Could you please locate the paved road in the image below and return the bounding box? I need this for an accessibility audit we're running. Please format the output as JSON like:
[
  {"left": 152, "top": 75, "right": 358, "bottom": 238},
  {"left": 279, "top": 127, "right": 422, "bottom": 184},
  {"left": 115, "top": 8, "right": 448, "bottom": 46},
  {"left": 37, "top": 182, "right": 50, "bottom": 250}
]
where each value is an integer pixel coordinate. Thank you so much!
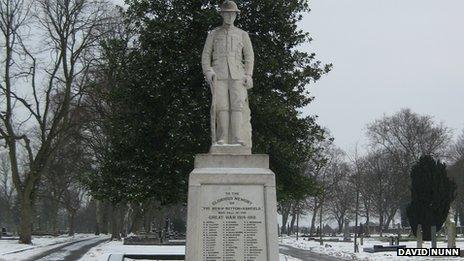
[
  {"left": 279, "top": 244, "right": 348, "bottom": 261},
  {"left": 31, "top": 237, "right": 109, "bottom": 261}
]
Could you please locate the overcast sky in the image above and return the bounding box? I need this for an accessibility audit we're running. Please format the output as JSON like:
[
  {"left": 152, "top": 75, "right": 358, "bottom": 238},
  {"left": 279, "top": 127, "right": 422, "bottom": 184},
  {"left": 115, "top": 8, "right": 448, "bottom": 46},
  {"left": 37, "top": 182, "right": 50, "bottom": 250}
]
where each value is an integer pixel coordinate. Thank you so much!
[{"left": 300, "top": 0, "right": 464, "bottom": 154}]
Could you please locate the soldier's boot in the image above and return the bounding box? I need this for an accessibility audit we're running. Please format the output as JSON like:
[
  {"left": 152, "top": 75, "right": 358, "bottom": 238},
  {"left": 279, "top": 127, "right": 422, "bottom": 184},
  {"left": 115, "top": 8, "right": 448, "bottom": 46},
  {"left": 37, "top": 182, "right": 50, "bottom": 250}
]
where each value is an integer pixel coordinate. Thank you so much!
[
  {"left": 231, "top": 110, "right": 245, "bottom": 146},
  {"left": 217, "top": 111, "right": 229, "bottom": 145}
]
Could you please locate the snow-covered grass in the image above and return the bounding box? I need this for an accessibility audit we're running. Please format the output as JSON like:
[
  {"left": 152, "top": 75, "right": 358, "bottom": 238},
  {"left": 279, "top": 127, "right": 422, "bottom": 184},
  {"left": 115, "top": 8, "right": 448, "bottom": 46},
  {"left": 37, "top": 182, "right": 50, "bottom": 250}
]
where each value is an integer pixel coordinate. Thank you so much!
[
  {"left": 280, "top": 235, "right": 464, "bottom": 260},
  {"left": 81, "top": 240, "right": 184, "bottom": 261},
  {"left": 0, "top": 234, "right": 99, "bottom": 261},
  {"left": 81, "top": 240, "right": 300, "bottom": 261}
]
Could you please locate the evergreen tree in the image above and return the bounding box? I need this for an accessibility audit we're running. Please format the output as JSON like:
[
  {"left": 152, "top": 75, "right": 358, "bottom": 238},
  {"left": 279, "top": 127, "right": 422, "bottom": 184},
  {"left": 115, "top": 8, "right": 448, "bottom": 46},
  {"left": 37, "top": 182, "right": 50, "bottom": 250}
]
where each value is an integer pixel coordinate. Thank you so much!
[
  {"left": 407, "top": 155, "right": 456, "bottom": 240},
  {"left": 87, "top": 0, "right": 330, "bottom": 206}
]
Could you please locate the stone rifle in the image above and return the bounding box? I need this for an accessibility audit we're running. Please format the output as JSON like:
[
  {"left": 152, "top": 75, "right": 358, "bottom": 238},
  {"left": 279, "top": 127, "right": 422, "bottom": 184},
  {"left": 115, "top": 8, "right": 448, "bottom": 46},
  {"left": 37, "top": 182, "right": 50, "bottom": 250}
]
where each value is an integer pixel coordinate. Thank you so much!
[{"left": 209, "top": 75, "right": 217, "bottom": 143}]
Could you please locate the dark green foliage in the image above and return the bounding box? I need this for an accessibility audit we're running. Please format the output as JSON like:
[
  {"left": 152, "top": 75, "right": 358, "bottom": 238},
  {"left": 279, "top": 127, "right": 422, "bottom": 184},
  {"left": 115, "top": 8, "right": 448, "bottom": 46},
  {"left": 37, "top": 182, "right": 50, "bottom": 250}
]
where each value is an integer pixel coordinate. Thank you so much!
[
  {"left": 86, "top": 0, "right": 329, "bottom": 205},
  {"left": 407, "top": 155, "right": 456, "bottom": 240},
  {"left": 82, "top": 35, "right": 141, "bottom": 204},
  {"left": 171, "top": 217, "right": 187, "bottom": 234}
]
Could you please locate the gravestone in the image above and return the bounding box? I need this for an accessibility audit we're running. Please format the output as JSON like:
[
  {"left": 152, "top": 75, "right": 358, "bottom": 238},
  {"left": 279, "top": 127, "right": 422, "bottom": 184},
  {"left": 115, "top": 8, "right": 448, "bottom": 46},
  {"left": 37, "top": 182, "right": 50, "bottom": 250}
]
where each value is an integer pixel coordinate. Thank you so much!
[
  {"left": 431, "top": 226, "right": 437, "bottom": 248},
  {"left": 396, "top": 224, "right": 401, "bottom": 240},
  {"left": 343, "top": 221, "right": 351, "bottom": 241},
  {"left": 416, "top": 224, "right": 423, "bottom": 248},
  {"left": 447, "top": 220, "right": 456, "bottom": 248},
  {"left": 185, "top": 2, "right": 279, "bottom": 260}
]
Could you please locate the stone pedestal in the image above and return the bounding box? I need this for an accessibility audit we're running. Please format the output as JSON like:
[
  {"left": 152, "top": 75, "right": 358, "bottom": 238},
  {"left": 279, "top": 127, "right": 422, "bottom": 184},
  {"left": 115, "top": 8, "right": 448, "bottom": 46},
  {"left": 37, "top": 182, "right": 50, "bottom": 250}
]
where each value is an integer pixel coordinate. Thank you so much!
[{"left": 186, "top": 154, "right": 279, "bottom": 261}]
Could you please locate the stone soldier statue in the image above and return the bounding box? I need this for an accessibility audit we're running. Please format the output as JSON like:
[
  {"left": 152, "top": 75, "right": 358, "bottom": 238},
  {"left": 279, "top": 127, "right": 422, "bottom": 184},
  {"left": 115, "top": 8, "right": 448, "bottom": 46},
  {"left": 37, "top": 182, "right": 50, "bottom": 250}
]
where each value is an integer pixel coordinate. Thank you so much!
[{"left": 202, "top": 1, "right": 254, "bottom": 149}]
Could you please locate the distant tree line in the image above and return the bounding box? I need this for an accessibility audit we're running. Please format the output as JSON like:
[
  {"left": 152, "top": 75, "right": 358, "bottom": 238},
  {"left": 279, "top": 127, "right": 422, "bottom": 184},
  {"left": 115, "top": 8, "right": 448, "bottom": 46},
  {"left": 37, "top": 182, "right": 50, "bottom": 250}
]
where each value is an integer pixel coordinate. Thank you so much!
[{"left": 282, "top": 109, "right": 463, "bottom": 237}]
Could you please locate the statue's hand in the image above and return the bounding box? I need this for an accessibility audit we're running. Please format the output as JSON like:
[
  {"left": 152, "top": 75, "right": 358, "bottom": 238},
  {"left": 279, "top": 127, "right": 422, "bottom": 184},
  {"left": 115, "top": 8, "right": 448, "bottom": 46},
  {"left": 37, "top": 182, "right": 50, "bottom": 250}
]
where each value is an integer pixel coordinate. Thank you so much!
[
  {"left": 205, "top": 70, "right": 216, "bottom": 86},
  {"left": 244, "top": 75, "right": 253, "bottom": 89}
]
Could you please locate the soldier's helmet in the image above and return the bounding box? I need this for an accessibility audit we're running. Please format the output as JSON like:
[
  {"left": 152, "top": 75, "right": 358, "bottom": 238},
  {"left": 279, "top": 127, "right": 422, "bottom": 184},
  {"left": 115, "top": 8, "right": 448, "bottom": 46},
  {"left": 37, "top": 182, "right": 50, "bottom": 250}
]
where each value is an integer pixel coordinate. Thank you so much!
[{"left": 219, "top": 1, "right": 240, "bottom": 13}]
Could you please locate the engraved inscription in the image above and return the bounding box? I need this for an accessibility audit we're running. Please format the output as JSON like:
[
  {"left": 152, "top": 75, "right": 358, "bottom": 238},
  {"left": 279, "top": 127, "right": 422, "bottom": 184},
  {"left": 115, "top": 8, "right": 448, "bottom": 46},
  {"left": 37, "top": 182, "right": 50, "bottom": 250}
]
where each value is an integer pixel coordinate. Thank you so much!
[{"left": 200, "top": 185, "right": 267, "bottom": 261}]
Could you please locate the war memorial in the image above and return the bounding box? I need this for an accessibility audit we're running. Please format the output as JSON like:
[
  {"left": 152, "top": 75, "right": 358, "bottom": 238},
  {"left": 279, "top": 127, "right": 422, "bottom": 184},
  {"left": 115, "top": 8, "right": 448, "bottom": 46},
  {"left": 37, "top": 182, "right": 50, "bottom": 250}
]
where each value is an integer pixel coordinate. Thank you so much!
[{"left": 185, "top": 1, "right": 279, "bottom": 260}]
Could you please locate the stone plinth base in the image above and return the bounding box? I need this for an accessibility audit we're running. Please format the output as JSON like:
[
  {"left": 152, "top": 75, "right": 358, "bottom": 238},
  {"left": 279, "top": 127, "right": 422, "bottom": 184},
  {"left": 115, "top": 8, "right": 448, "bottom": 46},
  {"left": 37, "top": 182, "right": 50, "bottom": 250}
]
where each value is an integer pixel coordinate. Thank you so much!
[
  {"left": 210, "top": 144, "right": 252, "bottom": 155},
  {"left": 186, "top": 154, "right": 279, "bottom": 261}
]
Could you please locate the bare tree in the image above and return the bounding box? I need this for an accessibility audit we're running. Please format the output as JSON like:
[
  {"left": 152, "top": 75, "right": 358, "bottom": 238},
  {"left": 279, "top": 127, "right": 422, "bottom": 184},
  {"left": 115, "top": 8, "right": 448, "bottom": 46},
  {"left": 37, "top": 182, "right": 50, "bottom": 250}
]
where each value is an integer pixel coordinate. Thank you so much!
[
  {"left": 306, "top": 142, "right": 347, "bottom": 235},
  {"left": 357, "top": 162, "right": 373, "bottom": 235},
  {"left": 41, "top": 125, "right": 90, "bottom": 235},
  {"left": 450, "top": 130, "right": 464, "bottom": 163},
  {"left": 326, "top": 167, "right": 355, "bottom": 233},
  {"left": 62, "top": 184, "right": 86, "bottom": 236},
  {"left": 360, "top": 150, "right": 405, "bottom": 235},
  {"left": 367, "top": 109, "right": 451, "bottom": 164},
  {"left": 0, "top": 0, "right": 110, "bottom": 243},
  {"left": 366, "top": 108, "right": 451, "bottom": 227},
  {"left": 0, "top": 0, "right": 35, "bottom": 243}
]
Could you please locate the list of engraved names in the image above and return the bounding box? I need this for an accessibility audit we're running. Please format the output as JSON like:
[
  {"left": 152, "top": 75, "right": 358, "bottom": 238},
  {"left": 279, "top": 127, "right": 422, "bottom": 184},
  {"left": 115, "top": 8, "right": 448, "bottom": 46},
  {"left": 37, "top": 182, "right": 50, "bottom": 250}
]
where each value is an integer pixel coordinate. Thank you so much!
[{"left": 200, "top": 185, "right": 267, "bottom": 261}]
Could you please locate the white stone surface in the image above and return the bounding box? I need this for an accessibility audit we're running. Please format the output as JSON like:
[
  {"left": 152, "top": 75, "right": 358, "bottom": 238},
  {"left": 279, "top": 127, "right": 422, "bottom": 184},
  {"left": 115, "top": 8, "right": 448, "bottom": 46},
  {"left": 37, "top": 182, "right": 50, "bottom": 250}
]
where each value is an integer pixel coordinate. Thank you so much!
[
  {"left": 202, "top": 1, "right": 254, "bottom": 148},
  {"left": 210, "top": 144, "right": 252, "bottom": 155},
  {"left": 186, "top": 154, "right": 279, "bottom": 261},
  {"left": 194, "top": 154, "right": 269, "bottom": 169}
]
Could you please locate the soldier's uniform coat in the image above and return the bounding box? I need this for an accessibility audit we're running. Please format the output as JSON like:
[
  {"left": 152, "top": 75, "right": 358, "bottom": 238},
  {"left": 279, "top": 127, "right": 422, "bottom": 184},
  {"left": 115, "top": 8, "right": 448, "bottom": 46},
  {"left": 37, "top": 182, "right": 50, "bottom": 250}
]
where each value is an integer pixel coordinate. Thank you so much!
[{"left": 201, "top": 26, "right": 254, "bottom": 111}]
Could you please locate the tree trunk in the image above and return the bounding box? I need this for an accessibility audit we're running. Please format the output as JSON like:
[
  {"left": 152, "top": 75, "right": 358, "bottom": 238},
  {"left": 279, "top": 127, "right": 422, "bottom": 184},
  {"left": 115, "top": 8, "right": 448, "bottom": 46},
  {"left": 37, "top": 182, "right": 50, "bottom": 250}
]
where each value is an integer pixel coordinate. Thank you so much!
[
  {"left": 50, "top": 200, "right": 60, "bottom": 235},
  {"left": 281, "top": 208, "right": 290, "bottom": 235},
  {"left": 384, "top": 208, "right": 397, "bottom": 229},
  {"left": 384, "top": 217, "right": 391, "bottom": 230},
  {"left": 111, "top": 204, "right": 121, "bottom": 240},
  {"left": 453, "top": 207, "right": 459, "bottom": 227},
  {"left": 379, "top": 212, "right": 384, "bottom": 237},
  {"left": 365, "top": 210, "right": 370, "bottom": 236},
  {"left": 68, "top": 210, "right": 76, "bottom": 236},
  {"left": 143, "top": 206, "right": 155, "bottom": 234},
  {"left": 101, "top": 201, "right": 110, "bottom": 234},
  {"left": 119, "top": 205, "right": 127, "bottom": 238},
  {"left": 129, "top": 204, "right": 142, "bottom": 234},
  {"left": 19, "top": 193, "right": 33, "bottom": 244},
  {"left": 337, "top": 218, "right": 343, "bottom": 233},
  {"left": 95, "top": 221, "right": 100, "bottom": 236},
  {"left": 289, "top": 212, "right": 297, "bottom": 235},
  {"left": 95, "top": 200, "right": 102, "bottom": 235},
  {"left": 459, "top": 209, "right": 464, "bottom": 228},
  {"left": 310, "top": 207, "right": 318, "bottom": 236}
]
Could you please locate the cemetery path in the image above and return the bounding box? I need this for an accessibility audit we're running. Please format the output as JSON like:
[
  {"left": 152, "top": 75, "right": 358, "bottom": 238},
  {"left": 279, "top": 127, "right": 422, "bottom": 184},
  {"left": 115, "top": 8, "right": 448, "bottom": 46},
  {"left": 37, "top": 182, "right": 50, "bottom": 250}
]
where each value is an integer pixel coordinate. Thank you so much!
[
  {"left": 31, "top": 237, "right": 109, "bottom": 261},
  {"left": 279, "top": 244, "right": 347, "bottom": 261}
]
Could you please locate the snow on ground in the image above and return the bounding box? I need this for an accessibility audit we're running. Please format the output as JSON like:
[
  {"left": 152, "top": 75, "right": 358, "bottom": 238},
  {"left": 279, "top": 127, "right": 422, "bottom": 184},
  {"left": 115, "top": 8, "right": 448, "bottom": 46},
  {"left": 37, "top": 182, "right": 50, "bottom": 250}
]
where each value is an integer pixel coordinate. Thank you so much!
[
  {"left": 80, "top": 240, "right": 300, "bottom": 261},
  {"left": 0, "top": 234, "right": 99, "bottom": 261},
  {"left": 281, "top": 235, "right": 464, "bottom": 260},
  {"left": 81, "top": 240, "right": 184, "bottom": 261},
  {"left": 36, "top": 237, "right": 109, "bottom": 261},
  {"left": 279, "top": 254, "right": 301, "bottom": 261}
]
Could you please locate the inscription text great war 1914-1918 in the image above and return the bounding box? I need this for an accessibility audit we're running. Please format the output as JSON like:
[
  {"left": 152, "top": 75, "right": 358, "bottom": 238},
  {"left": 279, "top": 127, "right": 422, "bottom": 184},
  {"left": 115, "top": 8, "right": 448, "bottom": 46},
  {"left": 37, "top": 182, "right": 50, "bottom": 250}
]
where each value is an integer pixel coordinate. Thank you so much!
[{"left": 200, "top": 185, "right": 267, "bottom": 261}]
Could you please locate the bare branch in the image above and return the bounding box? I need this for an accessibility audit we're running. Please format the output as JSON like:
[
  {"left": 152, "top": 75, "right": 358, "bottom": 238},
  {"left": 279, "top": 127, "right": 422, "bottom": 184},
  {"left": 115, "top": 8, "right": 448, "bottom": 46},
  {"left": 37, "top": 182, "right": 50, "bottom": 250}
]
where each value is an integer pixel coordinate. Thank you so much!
[{"left": 0, "top": 85, "right": 41, "bottom": 124}]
